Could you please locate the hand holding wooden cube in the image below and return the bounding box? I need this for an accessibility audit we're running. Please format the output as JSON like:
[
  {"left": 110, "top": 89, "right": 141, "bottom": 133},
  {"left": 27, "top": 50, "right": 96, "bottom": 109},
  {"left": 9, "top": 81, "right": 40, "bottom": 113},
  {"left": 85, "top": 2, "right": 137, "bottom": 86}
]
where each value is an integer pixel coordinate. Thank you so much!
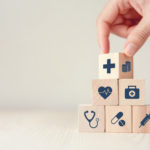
[{"left": 78, "top": 52, "right": 148, "bottom": 133}]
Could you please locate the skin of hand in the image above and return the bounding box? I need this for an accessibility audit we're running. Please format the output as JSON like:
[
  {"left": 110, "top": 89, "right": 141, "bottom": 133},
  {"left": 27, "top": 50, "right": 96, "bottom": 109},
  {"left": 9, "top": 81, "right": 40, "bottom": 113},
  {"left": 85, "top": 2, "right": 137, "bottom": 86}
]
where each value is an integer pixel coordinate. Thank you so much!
[{"left": 96, "top": 0, "right": 150, "bottom": 56}]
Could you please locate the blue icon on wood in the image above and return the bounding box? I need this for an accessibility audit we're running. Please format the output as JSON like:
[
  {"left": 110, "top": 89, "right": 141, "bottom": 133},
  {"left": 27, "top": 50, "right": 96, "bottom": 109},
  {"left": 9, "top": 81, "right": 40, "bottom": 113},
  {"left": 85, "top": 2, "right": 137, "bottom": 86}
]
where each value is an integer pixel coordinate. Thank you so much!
[
  {"left": 103, "top": 59, "right": 115, "bottom": 74},
  {"left": 111, "top": 112, "right": 126, "bottom": 127},
  {"left": 125, "top": 86, "right": 139, "bottom": 99},
  {"left": 98, "top": 86, "right": 112, "bottom": 99},
  {"left": 139, "top": 113, "right": 150, "bottom": 128},
  {"left": 122, "top": 61, "right": 131, "bottom": 72},
  {"left": 84, "top": 110, "right": 99, "bottom": 128}
]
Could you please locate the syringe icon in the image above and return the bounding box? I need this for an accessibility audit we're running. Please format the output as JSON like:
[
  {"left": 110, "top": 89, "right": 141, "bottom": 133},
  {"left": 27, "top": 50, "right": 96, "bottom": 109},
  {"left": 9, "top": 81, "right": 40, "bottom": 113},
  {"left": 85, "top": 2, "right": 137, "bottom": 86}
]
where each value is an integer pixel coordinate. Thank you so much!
[{"left": 139, "top": 113, "right": 150, "bottom": 128}]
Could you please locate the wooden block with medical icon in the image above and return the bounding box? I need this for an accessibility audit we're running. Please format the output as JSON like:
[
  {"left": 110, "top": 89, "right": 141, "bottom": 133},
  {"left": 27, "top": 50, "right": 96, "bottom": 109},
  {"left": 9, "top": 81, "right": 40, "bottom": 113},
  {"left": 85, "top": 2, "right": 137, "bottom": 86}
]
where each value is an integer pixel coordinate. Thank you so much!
[
  {"left": 105, "top": 106, "right": 132, "bottom": 133},
  {"left": 132, "top": 106, "right": 150, "bottom": 133},
  {"left": 99, "top": 53, "right": 133, "bottom": 79},
  {"left": 119, "top": 79, "right": 145, "bottom": 105},
  {"left": 92, "top": 79, "right": 118, "bottom": 106},
  {"left": 78, "top": 104, "right": 105, "bottom": 132}
]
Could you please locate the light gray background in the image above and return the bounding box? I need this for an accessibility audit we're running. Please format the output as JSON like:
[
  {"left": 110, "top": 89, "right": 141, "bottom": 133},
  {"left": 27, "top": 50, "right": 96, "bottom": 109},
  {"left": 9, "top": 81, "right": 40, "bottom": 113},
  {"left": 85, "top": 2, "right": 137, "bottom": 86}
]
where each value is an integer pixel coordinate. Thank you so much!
[{"left": 0, "top": 0, "right": 149, "bottom": 110}]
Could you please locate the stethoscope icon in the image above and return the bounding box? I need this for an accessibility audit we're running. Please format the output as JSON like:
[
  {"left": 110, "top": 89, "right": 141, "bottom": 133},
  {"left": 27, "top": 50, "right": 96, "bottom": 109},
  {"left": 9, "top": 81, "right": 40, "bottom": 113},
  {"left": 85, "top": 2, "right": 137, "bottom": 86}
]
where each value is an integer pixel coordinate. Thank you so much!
[{"left": 84, "top": 110, "right": 99, "bottom": 128}]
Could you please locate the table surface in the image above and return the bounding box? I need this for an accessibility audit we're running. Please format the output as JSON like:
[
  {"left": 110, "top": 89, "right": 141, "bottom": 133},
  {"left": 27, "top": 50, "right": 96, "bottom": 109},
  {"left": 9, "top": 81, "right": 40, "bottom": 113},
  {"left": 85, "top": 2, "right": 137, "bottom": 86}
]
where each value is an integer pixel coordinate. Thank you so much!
[{"left": 0, "top": 110, "right": 150, "bottom": 150}]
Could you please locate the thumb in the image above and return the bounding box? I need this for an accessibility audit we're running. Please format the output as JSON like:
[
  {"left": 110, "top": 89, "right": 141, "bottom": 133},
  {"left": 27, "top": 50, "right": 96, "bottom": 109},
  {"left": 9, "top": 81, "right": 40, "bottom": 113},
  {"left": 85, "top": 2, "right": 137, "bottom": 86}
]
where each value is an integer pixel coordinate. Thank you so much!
[{"left": 123, "top": 18, "right": 150, "bottom": 57}]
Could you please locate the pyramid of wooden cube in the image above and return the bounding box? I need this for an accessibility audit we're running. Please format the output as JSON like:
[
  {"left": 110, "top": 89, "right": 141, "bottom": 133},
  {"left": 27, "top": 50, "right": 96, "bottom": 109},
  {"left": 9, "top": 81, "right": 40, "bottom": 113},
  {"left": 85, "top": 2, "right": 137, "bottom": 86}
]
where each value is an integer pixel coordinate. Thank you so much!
[{"left": 78, "top": 52, "right": 149, "bottom": 133}]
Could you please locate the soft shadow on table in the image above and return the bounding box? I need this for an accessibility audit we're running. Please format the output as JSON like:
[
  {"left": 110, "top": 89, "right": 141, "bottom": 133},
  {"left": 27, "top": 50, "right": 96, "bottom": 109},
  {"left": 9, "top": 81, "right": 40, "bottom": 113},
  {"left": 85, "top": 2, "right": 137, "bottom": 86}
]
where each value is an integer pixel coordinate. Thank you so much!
[{"left": 0, "top": 110, "right": 149, "bottom": 150}]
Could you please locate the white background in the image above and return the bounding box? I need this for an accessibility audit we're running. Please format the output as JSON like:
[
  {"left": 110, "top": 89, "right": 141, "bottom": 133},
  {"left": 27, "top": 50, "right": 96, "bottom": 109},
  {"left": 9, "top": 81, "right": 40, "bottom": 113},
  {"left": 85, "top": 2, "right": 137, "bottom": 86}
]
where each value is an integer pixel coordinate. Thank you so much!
[{"left": 0, "top": 0, "right": 150, "bottom": 110}]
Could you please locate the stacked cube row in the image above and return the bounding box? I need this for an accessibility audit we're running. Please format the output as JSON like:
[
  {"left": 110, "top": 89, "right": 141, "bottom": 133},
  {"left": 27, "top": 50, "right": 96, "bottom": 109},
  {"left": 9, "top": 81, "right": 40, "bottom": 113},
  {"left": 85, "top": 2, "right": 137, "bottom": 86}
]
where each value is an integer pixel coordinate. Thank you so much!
[
  {"left": 79, "top": 105, "right": 150, "bottom": 133},
  {"left": 78, "top": 53, "right": 150, "bottom": 133}
]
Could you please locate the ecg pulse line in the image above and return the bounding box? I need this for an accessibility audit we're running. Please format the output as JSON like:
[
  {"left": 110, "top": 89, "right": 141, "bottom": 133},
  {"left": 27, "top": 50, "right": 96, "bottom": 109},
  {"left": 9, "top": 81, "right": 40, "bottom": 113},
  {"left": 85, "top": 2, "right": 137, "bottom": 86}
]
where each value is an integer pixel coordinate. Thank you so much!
[{"left": 99, "top": 89, "right": 111, "bottom": 95}]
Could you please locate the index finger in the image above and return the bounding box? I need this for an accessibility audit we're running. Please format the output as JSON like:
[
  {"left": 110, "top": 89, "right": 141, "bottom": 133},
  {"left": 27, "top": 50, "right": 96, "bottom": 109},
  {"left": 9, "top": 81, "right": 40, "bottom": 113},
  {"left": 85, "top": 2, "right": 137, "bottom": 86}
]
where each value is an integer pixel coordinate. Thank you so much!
[{"left": 97, "top": 0, "right": 119, "bottom": 53}]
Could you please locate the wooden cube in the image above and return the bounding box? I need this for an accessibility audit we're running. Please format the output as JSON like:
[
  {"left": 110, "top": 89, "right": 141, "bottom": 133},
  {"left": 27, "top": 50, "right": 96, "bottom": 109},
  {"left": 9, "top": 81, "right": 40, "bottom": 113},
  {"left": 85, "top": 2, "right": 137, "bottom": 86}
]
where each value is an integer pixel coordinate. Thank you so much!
[
  {"left": 106, "top": 106, "right": 132, "bottom": 133},
  {"left": 132, "top": 106, "right": 150, "bottom": 133},
  {"left": 99, "top": 53, "right": 133, "bottom": 79},
  {"left": 92, "top": 79, "right": 118, "bottom": 106},
  {"left": 78, "top": 104, "right": 104, "bottom": 132},
  {"left": 119, "top": 79, "right": 145, "bottom": 105}
]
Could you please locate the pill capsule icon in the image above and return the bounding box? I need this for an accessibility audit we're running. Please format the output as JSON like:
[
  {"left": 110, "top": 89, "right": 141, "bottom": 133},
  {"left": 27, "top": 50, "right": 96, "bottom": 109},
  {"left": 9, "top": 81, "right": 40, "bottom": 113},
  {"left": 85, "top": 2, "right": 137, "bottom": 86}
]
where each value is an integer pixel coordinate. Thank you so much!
[
  {"left": 111, "top": 112, "right": 123, "bottom": 124},
  {"left": 119, "top": 120, "right": 126, "bottom": 126}
]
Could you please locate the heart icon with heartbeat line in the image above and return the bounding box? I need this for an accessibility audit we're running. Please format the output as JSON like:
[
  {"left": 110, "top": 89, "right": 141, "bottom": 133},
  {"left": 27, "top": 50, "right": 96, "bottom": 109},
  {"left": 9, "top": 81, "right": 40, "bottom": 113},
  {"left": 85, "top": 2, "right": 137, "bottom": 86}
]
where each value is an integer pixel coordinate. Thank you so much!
[{"left": 98, "top": 86, "right": 112, "bottom": 99}]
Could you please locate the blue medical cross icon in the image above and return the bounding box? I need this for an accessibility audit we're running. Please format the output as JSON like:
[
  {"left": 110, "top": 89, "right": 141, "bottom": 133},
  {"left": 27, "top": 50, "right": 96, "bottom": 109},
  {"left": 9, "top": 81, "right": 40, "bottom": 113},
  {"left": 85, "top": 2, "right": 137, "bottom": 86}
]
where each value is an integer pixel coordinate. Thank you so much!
[{"left": 103, "top": 59, "right": 115, "bottom": 74}]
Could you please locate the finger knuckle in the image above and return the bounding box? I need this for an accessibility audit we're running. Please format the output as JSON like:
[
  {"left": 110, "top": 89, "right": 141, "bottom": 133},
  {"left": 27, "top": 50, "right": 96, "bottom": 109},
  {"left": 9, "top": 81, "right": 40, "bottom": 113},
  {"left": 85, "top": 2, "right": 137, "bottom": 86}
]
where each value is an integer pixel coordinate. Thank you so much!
[{"left": 134, "top": 29, "right": 150, "bottom": 41}]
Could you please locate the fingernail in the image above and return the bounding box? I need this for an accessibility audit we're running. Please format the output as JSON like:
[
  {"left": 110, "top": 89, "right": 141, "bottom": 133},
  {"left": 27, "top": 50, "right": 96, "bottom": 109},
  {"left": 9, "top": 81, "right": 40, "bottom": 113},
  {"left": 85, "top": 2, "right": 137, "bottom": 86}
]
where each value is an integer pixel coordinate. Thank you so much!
[{"left": 124, "top": 43, "right": 137, "bottom": 57}]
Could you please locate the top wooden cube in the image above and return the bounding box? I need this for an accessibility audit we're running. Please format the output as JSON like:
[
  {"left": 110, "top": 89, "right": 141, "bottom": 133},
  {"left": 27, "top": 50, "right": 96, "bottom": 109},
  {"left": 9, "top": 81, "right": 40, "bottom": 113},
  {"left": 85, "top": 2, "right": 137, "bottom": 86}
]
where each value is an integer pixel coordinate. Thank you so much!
[{"left": 99, "top": 53, "right": 133, "bottom": 79}]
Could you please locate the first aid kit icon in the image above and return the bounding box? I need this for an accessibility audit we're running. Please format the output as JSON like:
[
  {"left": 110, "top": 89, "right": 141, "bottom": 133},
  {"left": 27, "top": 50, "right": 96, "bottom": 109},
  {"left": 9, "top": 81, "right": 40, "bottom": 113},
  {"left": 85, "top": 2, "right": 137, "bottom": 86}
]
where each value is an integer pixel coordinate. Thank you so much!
[{"left": 125, "top": 85, "right": 140, "bottom": 99}]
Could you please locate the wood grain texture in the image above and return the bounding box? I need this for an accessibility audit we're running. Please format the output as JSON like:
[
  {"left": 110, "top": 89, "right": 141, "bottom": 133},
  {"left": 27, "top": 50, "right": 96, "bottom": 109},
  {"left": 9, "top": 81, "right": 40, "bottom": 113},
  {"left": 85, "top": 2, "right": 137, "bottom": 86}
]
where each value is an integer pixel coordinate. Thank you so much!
[
  {"left": 119, "top": 79, "right": 145, "bottom": 105},
  {"left": 106, "top": 106, "right": 132, "bottom": 133},
  {"left": 99, "top": 53, "right": 133, "bottom": 79},
  {"left": 132, "top": 106, "right": 150, "bottom": 133},
  {"left": 0, "top": 110, "right": 149, "bottom": 150},
  {"left": 78, "top": 105, "right": 104, "bottom": 132},
  {"left": 92, "top": 79, "right": 118, "bottom": 106},
  {"left": 119, "top": 53, "right": 133, "bottom": 79}
]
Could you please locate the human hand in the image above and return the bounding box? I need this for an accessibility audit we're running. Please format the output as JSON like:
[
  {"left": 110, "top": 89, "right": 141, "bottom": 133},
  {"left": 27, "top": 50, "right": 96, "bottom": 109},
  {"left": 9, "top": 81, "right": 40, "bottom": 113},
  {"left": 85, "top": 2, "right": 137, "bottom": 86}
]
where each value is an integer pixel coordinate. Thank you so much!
[{"left": 97, "top": 0, "right": 150, "bottom": 56}]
